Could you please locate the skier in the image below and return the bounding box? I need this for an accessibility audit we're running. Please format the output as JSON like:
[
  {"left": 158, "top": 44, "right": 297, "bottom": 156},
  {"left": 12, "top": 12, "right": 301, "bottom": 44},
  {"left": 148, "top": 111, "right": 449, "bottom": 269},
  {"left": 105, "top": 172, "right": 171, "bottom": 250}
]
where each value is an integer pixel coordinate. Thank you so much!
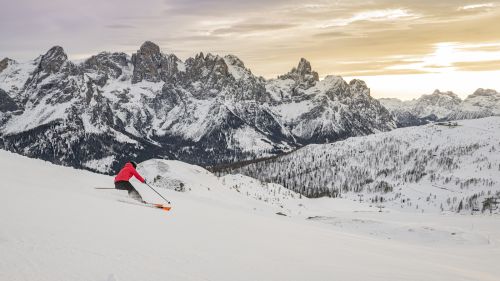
[{"left": 114, "top": 161, "right": 146, "bottom": 202}]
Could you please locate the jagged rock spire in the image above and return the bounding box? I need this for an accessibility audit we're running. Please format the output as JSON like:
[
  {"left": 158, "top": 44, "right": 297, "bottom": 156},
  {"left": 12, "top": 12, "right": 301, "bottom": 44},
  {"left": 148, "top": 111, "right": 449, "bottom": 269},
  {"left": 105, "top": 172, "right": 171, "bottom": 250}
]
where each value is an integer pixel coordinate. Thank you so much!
[
  {"left": 278, "top": 58, "right": 319, "bottom": 87},
  {"left": 39, "top": 46, "right": 68, "bottom": 74},
  {"left": 0, "top": 58, "right": 14, "bottom": 73},
  {"left": 131, "top": 41, "right": 181, "bottom": 83},
  {"left": 132, "top": 41, "right": 163, "bottom": 83}
]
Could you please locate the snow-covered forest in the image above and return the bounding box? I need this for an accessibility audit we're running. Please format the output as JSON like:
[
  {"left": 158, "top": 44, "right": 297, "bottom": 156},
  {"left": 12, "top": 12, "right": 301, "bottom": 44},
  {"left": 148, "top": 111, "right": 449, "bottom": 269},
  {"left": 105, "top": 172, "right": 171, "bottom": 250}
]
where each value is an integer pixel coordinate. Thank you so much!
[{"left": 219, "top": 117, "right": 500, "bottom": 214}]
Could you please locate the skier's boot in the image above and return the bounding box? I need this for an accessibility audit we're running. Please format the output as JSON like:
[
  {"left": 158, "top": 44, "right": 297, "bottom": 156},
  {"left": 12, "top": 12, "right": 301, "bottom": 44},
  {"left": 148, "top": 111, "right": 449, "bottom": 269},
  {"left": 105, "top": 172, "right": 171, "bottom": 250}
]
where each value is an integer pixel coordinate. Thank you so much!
[{"left": 128, "top": 189, "right": 145, "bottom": 203}]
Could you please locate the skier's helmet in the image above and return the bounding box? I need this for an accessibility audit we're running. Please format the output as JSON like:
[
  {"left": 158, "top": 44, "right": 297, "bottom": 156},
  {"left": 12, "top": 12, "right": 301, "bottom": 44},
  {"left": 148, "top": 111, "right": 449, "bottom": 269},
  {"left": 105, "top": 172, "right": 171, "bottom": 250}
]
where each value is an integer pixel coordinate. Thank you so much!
[{"left": 130, "top": 161, "right": 138, "bottom": 169}]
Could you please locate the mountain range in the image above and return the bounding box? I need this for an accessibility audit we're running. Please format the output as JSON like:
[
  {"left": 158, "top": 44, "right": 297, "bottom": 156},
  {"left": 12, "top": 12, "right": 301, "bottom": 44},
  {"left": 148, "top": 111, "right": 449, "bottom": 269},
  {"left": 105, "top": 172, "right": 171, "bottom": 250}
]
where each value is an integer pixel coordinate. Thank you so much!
[
  {"left": 379, "top": 89, "right": 500, "bottom": 127},
  {"left": 0, "top": 41, "right": 395, "bottom": 173}
]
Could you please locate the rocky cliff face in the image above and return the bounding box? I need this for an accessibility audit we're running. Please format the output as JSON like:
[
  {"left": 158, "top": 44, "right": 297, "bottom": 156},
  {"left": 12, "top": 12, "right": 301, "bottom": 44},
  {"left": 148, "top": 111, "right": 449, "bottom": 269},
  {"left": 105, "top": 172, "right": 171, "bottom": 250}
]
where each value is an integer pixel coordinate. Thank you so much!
[
  {"left": 0, "top": 58, "right": 12, "bottom": 73},
  {"left": 0, "top": 42, "right": 396, "bottom": 173},
  {"left": 0, "top": 89, "right": 18, "bottom": 112}
]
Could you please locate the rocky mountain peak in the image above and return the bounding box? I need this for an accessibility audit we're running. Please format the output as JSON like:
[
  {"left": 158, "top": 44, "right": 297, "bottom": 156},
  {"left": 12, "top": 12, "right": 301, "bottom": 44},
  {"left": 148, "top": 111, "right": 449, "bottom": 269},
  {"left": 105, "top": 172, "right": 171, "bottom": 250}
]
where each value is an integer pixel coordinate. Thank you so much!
[
  {"left": 349, "top": 79, "right": 370, "bottom": 96},
  {"left": 195, "top": 52, "right": 205, "bottom": 60},
  {"left": 39, "top": 46, "right": 68, "bottom": 74},
  {"left": 224, "top": 54, "right": 245, "bottom": 69},
  {"left": 83, "top": 52, "right": 129, "bottom": 84},
  {"left": 461, "top": 88, "right": 500, "bottom": 116},
  {"left": 193, "top": 52, "right": 223, "bottom": 64},
  {"left": 278, "top": 58, "right": 319, "bottom": 88},
  {"left": 205, "top": 53, "right": 219, "bottom": 60},
  {"left": 139, "top": 41, "right": 161, "bottom": 55},
  {"left": 185, "top": 52, "right": 229, "bottom": 80},
  {"left": 470, "top": 88, "right": 498, "bottom": 97},
  {"left": 430, "top": 89, "right": 460, "bottom": 99},
  {"left": 131, "top": 41, "right": 169, "bottom": 83},
  {"left": 420, "top": 90, "right": 462, "bottom": 107},
  {"left": 179, "top": 57, "right": 231, "bottom": 99},
  {"left": 0, "top": 58, "right": 15, "bottom": 73},
  {"left": 296, "top": 58, "right": 312, "bottom": 75}
]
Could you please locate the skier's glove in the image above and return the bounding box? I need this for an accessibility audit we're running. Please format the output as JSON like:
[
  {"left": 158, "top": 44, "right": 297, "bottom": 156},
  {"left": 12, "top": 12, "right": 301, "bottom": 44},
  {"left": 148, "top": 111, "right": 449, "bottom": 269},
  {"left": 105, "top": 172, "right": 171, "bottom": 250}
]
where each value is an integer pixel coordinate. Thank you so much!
[{"left": 143, "top": 178, "right": 147, "bottom": 184}]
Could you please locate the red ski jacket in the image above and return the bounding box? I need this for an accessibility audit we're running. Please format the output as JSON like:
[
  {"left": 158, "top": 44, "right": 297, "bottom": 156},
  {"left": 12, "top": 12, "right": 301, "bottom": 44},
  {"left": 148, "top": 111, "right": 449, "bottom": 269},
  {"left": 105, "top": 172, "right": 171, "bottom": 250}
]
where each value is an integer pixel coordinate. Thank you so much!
[{"left": 114, "top": 163, "right": 145, "bottom": 183}]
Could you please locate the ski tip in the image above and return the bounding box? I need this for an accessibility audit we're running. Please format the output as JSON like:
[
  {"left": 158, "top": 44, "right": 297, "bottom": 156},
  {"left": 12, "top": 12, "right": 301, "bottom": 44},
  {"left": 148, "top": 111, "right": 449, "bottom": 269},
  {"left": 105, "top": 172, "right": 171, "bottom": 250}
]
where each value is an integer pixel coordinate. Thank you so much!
[{"left": 154, "top": 204, "right": 172, "bottom": 211}]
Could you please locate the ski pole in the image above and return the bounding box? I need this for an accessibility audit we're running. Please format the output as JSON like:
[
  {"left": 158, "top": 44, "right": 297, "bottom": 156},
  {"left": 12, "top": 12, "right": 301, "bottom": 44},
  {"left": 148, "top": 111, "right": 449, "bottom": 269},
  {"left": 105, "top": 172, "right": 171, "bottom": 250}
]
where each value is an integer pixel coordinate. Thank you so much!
[{"left": 144, "top": 182, "right": 171, "bottom": 204}]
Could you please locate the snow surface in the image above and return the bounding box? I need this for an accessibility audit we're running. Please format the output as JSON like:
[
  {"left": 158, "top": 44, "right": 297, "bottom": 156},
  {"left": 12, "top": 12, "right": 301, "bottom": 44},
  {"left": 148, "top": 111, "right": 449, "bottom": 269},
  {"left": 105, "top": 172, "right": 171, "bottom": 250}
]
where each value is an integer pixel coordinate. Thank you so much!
[
  {"left": 1, "top": 98, "right": 73, "bottom": 135},
  {"left": 273, "top": 100, "right": 314, "bottom": 120},
  {"left": 0, "top": 59, "right": 37, "bottom": 96},
  {"left": 223, "top": 56, "right": 249, "bottom": 81},
  {"left": 1, "top": 150, "right": 500, "bottom": 281},
  {"left": 176, "top": 60, "right": 186, "bottom": 72},
  {"left": 232, "top": 127, "right": 274, "bottom": 153},
  {"left": 265, "top": 78, "right": 295, "bottom": 101}
]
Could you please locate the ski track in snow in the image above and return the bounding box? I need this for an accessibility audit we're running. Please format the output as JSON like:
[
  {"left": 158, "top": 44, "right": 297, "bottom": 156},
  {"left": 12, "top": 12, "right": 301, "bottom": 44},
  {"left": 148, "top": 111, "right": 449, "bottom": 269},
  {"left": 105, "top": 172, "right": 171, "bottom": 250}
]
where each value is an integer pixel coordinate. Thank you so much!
[{"left": 1, "top": 150, "right": 500, "bottom": 281}]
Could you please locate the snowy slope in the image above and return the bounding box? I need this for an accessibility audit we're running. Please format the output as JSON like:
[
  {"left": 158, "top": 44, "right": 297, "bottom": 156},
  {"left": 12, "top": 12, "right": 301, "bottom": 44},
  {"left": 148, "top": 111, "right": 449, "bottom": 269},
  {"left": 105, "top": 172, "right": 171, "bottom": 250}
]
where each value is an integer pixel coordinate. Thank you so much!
[
  {"left": 138, "top": 159, "right": 301, "bottom": 214},
  {"left": 223, "top": 117, "right": 500, "bottom": 214},
  {"left": 0, "top": 58, "right": 37, "bottom": 96},
  {"left": 1, "top": 149, "right": 500, "bottom": 281}
]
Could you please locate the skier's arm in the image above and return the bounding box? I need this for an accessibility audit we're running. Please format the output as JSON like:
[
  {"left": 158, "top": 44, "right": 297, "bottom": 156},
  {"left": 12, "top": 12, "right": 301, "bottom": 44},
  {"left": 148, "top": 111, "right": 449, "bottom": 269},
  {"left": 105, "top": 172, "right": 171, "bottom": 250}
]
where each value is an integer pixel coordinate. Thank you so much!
[{"left": 132, "top": 168, "right": 145, "bottom": 183}]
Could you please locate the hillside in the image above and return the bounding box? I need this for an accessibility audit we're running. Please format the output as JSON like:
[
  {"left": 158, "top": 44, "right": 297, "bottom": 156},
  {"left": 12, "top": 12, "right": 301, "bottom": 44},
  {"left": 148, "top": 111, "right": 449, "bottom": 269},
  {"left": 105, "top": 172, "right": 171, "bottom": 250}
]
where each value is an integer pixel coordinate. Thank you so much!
[
  {"left": 2, "top": 149, "right": 500, "bottom": 280},
  {"left": 221, "top": 117, "right": 500, "bottom": 214}
]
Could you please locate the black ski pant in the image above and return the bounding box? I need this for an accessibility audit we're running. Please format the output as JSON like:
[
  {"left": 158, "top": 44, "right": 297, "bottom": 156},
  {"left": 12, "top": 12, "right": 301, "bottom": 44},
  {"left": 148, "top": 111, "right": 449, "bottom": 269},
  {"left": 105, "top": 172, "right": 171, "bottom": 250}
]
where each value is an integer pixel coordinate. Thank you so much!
[{"left": 115, "top": 181, "right": 143, "bottom": 201}]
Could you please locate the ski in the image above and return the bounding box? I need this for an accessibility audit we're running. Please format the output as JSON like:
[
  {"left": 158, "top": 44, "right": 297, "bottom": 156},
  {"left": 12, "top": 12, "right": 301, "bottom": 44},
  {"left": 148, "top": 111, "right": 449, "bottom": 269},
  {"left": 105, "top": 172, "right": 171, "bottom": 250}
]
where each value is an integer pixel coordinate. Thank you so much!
[{"left": 117, "top": 199, "right": 172, "bottom": 212}]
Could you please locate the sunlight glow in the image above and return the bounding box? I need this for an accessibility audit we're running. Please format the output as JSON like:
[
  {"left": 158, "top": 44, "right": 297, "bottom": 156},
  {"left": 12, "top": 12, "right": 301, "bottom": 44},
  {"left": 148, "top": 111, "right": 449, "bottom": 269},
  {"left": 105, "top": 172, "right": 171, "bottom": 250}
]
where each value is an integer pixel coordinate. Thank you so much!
[{"left": 386, "top": 42, "right": 500, "bottom": 73}]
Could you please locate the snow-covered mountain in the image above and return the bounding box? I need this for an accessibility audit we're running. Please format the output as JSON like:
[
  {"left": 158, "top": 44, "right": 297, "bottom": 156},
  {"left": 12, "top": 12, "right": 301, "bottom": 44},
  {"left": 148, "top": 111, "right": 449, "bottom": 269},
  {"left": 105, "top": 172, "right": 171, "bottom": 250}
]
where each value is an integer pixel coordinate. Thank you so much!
[
  {"left": 380, "top": 89, "right": 500, "bottom": 126},
  {"left": 0, "top": 42, "right": 395, "bottom": 173},
  {"left": 458, "top": 88, "right": 500, "bottom": 119},
  {"left": 219, "top": 117, "right": 500, "bottom": 214}
]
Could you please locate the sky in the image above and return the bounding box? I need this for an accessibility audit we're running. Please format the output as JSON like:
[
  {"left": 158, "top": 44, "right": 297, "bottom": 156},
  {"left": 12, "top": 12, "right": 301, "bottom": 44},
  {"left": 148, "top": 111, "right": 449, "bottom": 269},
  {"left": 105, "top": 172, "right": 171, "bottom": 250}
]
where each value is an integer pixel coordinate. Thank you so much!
[{"left": 1, "top": 0, "right": 500, "bottom": 100}]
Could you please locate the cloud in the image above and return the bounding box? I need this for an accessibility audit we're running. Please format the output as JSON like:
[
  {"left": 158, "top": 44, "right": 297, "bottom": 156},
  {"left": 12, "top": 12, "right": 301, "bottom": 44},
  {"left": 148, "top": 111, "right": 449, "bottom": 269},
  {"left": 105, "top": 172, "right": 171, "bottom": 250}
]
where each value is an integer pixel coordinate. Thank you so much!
[
  {"left": 210, "top": 23, "right": 296, "bottom": 35},
  {"left": 328, "top": 59, "right": 430, "bottom": 76},
  {"left": 320, "top": 9, "right": 419, "bottom": 28},
  {"left": 458, "top": 3, "right": 495, "bottom": 10},
  {"left": 162, "top": 0, "right": 295, "bottom": 15},
  {"left": 313, "top": 31, "right": 353, "bottom": 38},
  {"left": 340, "top": 69, "right": 431, "bottom": 76},
  {"left": 105, "top": 24, "right": 135, "bottom": 29},
  {"left": 2, "top": 0, "right": 500, "bottom": 82},
  {"left": 453, "top": 60, "right": 500, "bottom": 71}
]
